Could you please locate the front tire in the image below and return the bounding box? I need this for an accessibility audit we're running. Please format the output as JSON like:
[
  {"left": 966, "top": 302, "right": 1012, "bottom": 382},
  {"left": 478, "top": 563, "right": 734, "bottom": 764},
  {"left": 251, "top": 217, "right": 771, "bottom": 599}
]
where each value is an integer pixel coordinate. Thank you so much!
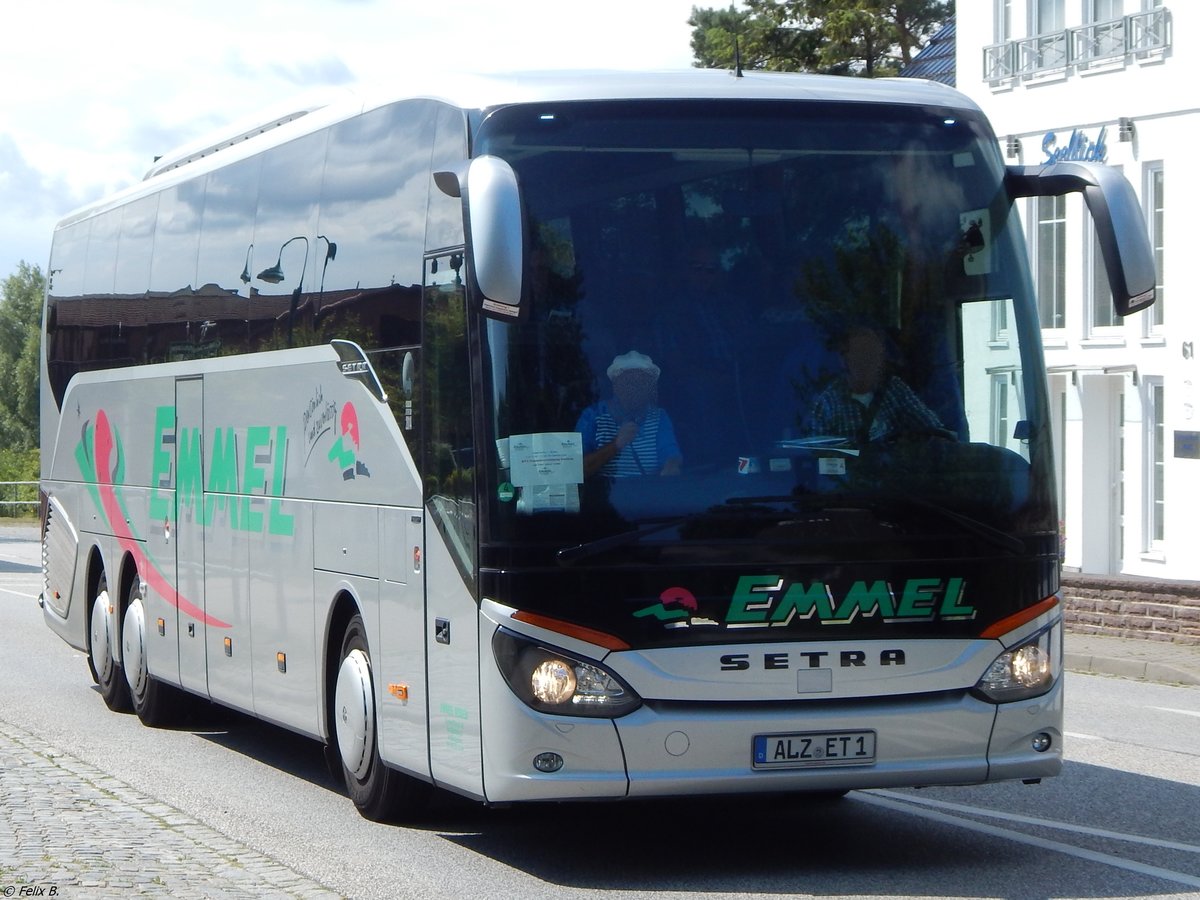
[
  {"left": 122, "top": 575, "right": 177, "bottom": 726},
  {"left": 333, "top": 614, "right": 429, "bottom": 821},
  {"left": 89, "top": 574, "right": 131, "bottom": 712}
]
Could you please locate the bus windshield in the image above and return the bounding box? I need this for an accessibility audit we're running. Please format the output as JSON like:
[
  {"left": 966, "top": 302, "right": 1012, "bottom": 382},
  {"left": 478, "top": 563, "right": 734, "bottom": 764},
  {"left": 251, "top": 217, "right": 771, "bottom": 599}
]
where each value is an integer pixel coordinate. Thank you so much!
[{"left": 475, "top": 100, "right": 1054, "bottom": 563}]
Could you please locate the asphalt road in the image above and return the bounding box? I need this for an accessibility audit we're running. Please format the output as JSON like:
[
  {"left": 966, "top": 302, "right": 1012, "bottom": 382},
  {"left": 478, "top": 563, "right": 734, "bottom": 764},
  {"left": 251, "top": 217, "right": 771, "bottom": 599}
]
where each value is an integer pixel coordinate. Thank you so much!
[{"left": 2, "top": 523, "right": 1199, "bottom": 899}]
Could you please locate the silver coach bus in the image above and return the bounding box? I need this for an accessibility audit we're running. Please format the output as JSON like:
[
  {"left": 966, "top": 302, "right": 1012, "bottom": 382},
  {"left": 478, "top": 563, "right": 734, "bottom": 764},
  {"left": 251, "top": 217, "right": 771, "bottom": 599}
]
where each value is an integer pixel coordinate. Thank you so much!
[{"left": 40, "top": 70, "right": 1154, "bottom": 820}]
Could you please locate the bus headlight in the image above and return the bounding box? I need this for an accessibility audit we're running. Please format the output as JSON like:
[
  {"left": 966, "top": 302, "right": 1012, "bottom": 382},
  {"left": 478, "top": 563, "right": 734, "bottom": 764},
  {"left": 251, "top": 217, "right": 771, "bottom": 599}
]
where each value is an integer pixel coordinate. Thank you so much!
[
  {"left": 493, "top": 628, "right": 642, "bottom": 717},
  {"left": 973, "top": 622, "right": 1060, "bottom": 703},
  {"left": 530, "top": 658, "right": 575, "bottom": 704}
]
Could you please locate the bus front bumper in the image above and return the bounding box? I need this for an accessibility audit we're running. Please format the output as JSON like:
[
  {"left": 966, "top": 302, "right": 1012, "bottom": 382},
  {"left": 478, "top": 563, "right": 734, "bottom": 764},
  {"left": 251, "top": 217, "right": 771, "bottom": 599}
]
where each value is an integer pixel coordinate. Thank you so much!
[{"left": 478, "top": 673, "right": 1063, "bottom": 804}]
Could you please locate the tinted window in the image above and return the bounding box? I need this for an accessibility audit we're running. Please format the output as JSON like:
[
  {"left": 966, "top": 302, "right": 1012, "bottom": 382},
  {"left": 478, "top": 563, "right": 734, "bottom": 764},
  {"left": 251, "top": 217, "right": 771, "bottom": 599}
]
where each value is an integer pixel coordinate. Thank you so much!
[
  {"left": 194, "top": 155, "right": 261, "bottom": 357},
  {"left": 426, "top": 104, "right": 467, "bottom": 252},
  {"left": 248, "top": 129, "right": 329, "bottom": 350},
  {"left": 45, "top": 100, "right": 455, "bottom": 409},
  {"left": 45, "top": 219, "right": 90, "bottom": 404},
  {"left": 315, "top": 100, "right": 434, "bottom": 349},
  {"left": 148, "top": 181, "right": 205, "bottom": 362}
]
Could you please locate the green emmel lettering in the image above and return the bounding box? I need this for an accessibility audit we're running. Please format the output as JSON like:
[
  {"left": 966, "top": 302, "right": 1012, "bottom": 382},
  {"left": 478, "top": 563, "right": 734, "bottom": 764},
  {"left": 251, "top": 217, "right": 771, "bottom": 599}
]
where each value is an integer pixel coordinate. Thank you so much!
[
  {"left": 721, "top": 574, "right": 975, "bottom": 628},
  {"left": 771, "top": 581, "right": 835, "bottom": 625},
  {"left": 897, "top": 578, "right": 943, "bottom": 618},
  {"left": 240, "top": 426, "right": 270, "bottom": 533},
  {"left": 177, "top": 426, "right": 206, "bottom": 524},
  {"left": 206, "top": 427, "right": 240, "bottom": 529},
  {"left": 267, "top": 426, "right": 294, "bottom": 536},
  {"left": 938, "top": 577, "right": 975, "bottom": 619},
  {"left": 831, "top": 580, "right": 896, "bottom": 624},
  {"left": 148, "top": 405, "right": 174, "bottom": 523},
  {"left": 727, "top": 575, "right": 782, "bottom": 624}
]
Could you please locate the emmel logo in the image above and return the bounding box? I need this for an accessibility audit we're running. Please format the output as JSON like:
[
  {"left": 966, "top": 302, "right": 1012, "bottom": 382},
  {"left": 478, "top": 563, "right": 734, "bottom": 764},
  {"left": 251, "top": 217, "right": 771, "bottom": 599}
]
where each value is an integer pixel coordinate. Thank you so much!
[
  {"left": 634, "top": 574, "right": 976, "bottom": 630},
  {"left": 327, "top": 402, "right": 371, "bottom": 480}
]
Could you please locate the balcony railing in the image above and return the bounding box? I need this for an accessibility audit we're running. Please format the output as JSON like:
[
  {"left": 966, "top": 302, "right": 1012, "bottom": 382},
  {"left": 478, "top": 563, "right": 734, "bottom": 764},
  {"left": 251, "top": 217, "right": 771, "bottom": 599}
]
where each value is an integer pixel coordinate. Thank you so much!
[{"left": 984, "top": 8, "right": 1170, "bottom": 86}]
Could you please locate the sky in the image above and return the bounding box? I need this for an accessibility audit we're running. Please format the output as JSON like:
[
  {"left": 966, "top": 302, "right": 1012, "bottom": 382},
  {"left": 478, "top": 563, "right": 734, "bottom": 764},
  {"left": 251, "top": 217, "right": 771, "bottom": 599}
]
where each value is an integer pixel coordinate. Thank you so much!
[{"left": 0, "top": 0, "right": 702, "bottom": 282}]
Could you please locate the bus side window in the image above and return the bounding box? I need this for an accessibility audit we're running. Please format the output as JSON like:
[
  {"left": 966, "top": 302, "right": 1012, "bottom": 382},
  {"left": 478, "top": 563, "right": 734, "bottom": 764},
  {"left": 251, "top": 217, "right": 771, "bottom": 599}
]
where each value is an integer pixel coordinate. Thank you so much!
[{"left": 422, "top": 254, "right": 476, "bottom": 590}]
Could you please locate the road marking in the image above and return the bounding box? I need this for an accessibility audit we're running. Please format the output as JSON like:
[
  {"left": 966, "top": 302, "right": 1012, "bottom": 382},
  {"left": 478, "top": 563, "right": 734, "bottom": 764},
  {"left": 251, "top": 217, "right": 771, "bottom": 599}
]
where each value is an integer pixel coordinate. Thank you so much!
[
  {"left": 0, "top": 588, "right": 40, "bottom": 601},
  {"left": 1152, "top": 706, "right": 1200, "bottom": 719},
  {"left": 870, "top": 789, "right": 1200, "bottom": 853},
  {"left": 1064, "top": 730, "right": 1102, "bottom": 740},
  {"left": 861, "top": 792, "right": 1200, "bottom": 890}
]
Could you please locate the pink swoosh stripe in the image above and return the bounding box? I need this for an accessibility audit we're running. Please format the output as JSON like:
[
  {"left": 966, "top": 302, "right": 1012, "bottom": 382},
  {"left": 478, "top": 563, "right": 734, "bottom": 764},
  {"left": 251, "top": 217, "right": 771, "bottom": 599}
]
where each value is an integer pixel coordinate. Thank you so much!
[{"left": 95, "top": 409, "right": 231, "bottom": 629}]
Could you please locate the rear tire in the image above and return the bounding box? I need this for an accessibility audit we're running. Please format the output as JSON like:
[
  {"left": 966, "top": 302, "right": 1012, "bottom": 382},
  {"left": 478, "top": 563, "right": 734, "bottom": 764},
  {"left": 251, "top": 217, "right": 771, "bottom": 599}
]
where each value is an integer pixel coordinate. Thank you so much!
[
  {"left": 333, "top": 614, "right": 430, "bottom": 821},
  {"left": 88, "top": 573, "right": 131, "bottom": 712},
  {"left": 122, "top": 575, "right": 178, "bottom": 726}
]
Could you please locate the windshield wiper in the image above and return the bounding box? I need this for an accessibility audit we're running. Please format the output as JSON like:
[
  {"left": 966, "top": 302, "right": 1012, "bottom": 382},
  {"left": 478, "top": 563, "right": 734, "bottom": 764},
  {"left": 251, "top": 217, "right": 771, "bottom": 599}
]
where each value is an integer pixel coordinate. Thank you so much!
[
  {"left": 556, "top": 493, "right": 1025, "bottom": 565},
  {"left": 885, "top": 492, "right": 1026, "bottom": 556},
  {"left": 729, "top": 492, "right": 1026, "bottom": 556},
  {"left": 556, "top": 516, "right": 690, "bottom": 566}
]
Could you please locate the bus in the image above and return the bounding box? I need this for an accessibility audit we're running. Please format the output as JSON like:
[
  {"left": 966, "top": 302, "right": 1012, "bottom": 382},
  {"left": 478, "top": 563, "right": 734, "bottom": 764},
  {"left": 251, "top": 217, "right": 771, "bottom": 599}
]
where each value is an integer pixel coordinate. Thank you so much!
[{"left": 39, "top": 70, "right": 1155, "bottom": 820}]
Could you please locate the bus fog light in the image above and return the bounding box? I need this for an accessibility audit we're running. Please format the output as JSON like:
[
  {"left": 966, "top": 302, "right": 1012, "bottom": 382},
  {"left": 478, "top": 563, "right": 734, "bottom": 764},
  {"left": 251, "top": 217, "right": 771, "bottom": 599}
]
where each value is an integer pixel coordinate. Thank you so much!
[
  {"left": 531, "top": 659, "right": 576, "bottom": 704},
  {"left": 533, "top": 752, "right": 564, "bottom": 773},
  {"left": 1031, "top": 732, "right": 1052, "bottom": 753}
]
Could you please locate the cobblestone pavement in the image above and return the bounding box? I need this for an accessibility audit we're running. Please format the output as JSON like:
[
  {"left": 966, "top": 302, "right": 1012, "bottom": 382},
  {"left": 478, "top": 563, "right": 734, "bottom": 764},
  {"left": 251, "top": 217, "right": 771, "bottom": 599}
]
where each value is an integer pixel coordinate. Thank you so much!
[{"left": 0, "top": 716, "right": 341, "bottom": 900}]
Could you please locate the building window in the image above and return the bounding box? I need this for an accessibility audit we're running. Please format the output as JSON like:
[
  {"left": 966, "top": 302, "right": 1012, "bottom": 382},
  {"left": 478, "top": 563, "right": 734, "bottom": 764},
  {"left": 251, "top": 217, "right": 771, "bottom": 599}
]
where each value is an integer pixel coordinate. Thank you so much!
[
  {"left": 1027, "top": 0, "right": 1067, "bottom": 71},
  {"left": 1033, "top": 195, "right": 1067, "bottom": 330},
  {"left": 1145, "top": 163, "right": 1165, "bottom": 330},
  {"left": 1116, "top": 388, "right": 1126, "bottom": 567},
  {"left": 1146, "top": 379, "right": 1165, "bottom": 549},
  {"left": 1078, "top": 0, "right": 1125, "bottom": 62},
  {"left": 991, "top": 373, "right": 1011, "bottom": 446},
  {"left": 1089, "top": 219, "right": 1117, "bottom": 331},
  {"left": 995, "top": 0, "right": 1013, "bottom": 42},
  {"left": 1034, "top": 0, "right": 1064, "bottom": 34}
]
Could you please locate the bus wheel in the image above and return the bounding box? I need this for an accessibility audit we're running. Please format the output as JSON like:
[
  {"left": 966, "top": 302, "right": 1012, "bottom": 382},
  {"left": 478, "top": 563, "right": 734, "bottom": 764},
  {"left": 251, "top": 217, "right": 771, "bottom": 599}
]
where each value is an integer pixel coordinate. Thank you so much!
[
  {"left": 334, "top": 614, "right": 429, "bottom": 821},
  {"left": 122, "top": 576, "right": 175, "bottom": 726},
  {"left": 88, "top": 574, "right": 131, "bottom": 712}
]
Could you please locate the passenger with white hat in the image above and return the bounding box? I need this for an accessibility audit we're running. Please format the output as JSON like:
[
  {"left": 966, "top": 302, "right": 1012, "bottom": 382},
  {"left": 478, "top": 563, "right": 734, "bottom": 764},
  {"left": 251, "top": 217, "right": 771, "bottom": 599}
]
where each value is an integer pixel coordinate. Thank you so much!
[{"left": 575, "top": 350, "right": 682, "bottom": 478}]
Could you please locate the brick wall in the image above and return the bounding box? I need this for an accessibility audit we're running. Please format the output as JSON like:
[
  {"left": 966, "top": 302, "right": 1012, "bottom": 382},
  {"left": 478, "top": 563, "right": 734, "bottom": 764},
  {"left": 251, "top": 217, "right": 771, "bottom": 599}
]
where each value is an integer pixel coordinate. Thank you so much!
[{"left": 1061, "top": 573, "right": 1200, "bottom": 644}]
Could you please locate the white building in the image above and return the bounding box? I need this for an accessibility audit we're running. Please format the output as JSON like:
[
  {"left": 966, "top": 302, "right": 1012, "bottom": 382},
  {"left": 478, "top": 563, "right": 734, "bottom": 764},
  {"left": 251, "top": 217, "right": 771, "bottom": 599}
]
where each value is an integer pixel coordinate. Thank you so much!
[{"left": 955, "top": 2, "right": 1196, "bottom": 579}]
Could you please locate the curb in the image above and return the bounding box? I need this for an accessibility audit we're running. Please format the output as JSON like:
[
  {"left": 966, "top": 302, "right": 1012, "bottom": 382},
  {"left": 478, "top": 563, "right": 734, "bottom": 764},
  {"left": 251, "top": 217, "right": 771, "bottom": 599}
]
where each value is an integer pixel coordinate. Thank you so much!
[{"left": 1065, "top": 652, "right": 1200, "bottom": 687}]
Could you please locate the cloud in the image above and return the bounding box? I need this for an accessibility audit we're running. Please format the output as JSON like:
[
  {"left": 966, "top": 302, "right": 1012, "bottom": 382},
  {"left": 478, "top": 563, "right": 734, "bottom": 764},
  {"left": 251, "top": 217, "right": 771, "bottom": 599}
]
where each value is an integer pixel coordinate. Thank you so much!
[
  {"left": 270, "top": 56, "right": 357, "bottom": 88},
  {"left": 0, "top": 0, "right": 702, "bottom": 280},
  {"left": 0, "top": 134, "right": 87, "bottom": 274}
]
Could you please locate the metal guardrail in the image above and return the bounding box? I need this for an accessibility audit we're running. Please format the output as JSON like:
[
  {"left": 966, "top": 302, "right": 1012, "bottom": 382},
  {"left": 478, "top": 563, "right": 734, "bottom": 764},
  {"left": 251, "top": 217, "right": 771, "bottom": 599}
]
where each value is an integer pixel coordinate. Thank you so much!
[{"left": 0, "top": 481, "right": 38, "bottom": 515}]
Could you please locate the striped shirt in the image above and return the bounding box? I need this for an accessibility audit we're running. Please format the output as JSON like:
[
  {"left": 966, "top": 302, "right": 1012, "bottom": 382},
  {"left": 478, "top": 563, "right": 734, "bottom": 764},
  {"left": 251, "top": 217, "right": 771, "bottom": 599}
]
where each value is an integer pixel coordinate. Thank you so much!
[{"left": 576, "top": 402, "right": 682, "bottom": 477}]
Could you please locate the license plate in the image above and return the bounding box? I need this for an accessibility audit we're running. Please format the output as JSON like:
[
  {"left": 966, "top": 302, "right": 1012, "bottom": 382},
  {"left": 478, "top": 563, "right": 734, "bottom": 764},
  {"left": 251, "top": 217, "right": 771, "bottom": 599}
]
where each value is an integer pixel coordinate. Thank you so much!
[{"left": 753, "top": 730, "right": 876, "bottom": 769}]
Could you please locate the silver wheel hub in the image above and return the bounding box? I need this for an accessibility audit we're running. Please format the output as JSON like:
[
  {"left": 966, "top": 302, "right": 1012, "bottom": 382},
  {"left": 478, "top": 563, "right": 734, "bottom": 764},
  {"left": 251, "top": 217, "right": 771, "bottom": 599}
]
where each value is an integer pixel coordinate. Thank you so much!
[
  {"left": 334, "top": 649, "right": 374, "bottom": 780},
  {"left": 89, "top": 590, "right": 114, "bottom": 681},
  {"left": 122, "top": 597, "right": 148, "bottom": 697}
]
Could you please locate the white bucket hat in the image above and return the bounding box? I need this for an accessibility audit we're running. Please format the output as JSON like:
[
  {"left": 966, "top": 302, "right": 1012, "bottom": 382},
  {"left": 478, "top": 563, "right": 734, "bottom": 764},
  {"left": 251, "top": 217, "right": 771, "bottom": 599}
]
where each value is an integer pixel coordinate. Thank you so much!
[{"left": 607, "top": 350, "right": 660, "bottom": 380}]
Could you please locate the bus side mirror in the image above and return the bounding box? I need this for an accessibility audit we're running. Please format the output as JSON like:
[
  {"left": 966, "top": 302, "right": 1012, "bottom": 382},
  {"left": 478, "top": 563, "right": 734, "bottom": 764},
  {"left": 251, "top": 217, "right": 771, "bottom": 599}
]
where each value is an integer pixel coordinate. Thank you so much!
[
  {"left": 434, "top": 156, "right": 525, "bottom": 320},
  {"left": 1006, "top": 162, "right": 1156, "bottom": 317}
]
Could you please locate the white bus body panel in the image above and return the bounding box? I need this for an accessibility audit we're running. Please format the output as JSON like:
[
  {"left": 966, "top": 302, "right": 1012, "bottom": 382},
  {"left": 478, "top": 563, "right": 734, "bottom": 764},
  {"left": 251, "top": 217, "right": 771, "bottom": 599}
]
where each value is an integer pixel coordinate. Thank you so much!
[
  {"left": 43, "top": 345, "right": 426, "bottom": 745},
  {"left": 376, "top": 505, "right": 430, "bottom": 780},
  {"left": 423, "top": 522, "right": 484, "bottom": 799}
]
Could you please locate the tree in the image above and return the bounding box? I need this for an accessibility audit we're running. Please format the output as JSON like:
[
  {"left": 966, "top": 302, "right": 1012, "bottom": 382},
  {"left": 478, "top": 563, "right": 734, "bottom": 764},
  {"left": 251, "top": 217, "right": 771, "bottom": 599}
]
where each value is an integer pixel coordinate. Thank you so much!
[
  {"left": 689, "top": 0, "right": 953, "bottom": 77},
  {"left": 0, "top": 261, "right": 45, "bottom": 451}
]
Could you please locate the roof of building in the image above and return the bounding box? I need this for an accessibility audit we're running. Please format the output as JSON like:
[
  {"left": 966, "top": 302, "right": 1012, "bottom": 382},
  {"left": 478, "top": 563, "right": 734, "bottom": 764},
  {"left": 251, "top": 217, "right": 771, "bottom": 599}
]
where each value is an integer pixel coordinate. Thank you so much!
[{"left": 901, "top": 18, "right": 956, "bottom": 86}]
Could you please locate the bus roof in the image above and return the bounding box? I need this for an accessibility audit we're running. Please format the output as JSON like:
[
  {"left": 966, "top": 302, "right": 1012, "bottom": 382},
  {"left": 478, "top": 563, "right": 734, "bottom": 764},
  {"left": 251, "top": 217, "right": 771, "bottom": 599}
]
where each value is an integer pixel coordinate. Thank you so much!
[
  {"left": 145, "top": 69, "right": 977, "bottom": 179},
  {"left": 62, "top": 69, "right": 979, "bottom": 227}
]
